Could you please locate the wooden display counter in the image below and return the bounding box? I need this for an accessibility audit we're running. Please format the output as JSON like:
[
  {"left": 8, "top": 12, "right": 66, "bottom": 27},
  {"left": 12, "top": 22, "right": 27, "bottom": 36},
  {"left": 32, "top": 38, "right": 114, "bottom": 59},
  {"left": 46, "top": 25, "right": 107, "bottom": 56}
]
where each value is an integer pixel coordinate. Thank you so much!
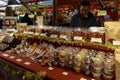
[{"left": 0, "top": 52, "right": 94, "bottom": 80}]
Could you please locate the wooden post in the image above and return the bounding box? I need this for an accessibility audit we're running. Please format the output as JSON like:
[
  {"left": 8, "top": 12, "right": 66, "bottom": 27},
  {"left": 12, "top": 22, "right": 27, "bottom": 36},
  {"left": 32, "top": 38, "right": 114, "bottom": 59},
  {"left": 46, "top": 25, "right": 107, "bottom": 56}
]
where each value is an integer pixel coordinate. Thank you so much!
[
  {"left": 114, "top": 0, "right": 119, "bottom": 20},
  {"left": 52, "top": 0, "right": 57, "bottom": 26}
]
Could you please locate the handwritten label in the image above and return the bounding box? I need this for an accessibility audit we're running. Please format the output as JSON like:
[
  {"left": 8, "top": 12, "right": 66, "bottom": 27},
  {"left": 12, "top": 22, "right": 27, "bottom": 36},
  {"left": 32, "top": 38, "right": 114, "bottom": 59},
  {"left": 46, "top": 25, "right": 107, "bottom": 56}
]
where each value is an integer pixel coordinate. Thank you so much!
[
  {"left": 24, "top": 62, "right": 31, "bottom": 65},
  {"left": 16, "top": 59, "right": 22, "bottom": 62},
  {"left": 62, "top": 72, "right": 69, "bottom": 76},
  {"left": 9, "top": 56, "right": 15, "bottom": 59},
  {"left": 48, "top": 67, "right": 54, "bottom": 70},
  {"left": 113, "top": 41, "right": 120, "bottom": 45},
  {"left": 74, "top": 36, "right": 83, "bottom": 41},
  {"left": 91, "top": 38, "right": 102, "bottom": 43},
  {"left": 50, "top": 34, "right": 58, "bottom": 38},
  {"left": 34, "top": 33, "right": 39, "bottom": 35},
  {"left": 28, "top": 32, "right": 34, "bottom": 35},
  {"left": 10, "top": 33, "right": 13, "bottom": 36},
  {"left": 23, "top": 31, "right": 28, "bottom": 34},
  {"left": 2, "top": 53, "right": 9, "bottom": 57},
  {"left": 59, "top": 35, "right": 67, "bottom": 40},
  {"left": 40, "top": 33, "right": 46, "bottom": 37},
  {"left": 80, "top": 78, "right": 87, "bottom": 80}
]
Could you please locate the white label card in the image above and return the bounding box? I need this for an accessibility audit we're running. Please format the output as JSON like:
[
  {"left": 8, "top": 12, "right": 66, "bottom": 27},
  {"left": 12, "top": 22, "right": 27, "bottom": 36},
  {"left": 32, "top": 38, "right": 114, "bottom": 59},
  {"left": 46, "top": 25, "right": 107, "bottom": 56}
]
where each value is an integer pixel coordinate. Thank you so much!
[
  {"left": 40, "top": 33, "right": 46, "bottom": 36},
  {"left": 10, "top": 33, "right": 13, "bottom": 36},
  {"left": 28, "top": 32, "right": 34, "bottom": 35},
  {"left": 50, "top": 34, "right": 58, "bottom": 38},
  {"left": 62, "top": 72, "right": 69, "bottom": 76},
  {"left": 59, "top": 35, "right": 67, "bottom": 40},
  {"left": 16, "top": 59, "right": 22, "bottom": 62},
  {"left": 23, "top": 31, "right": 28, "bottom": 34},
  {"left": 9, "top": 56, "right": 15, "bottom": 59},
  {"left": 24, "top": 62, "right": 31, "bottom": 65},
  {"left": 80, "top": 78, "right": 87, "bottom": 80},
  {"left": 113, "top": 41, "right": 120, "bottom": 45},
  {"left": 48, "top": 67, "right": 54, "bottom": 70},
  {"left": 74, "top": 36, "right": 83, "bottom": 41},
  {"left": 2, "top": 53, "right": 9, "bottom": 57},
  {"left": 91, "top": 38, "right": 102, "bottom": 43},
  {"left": 34, "top": 33, "right": 39, "bottom": 35}
]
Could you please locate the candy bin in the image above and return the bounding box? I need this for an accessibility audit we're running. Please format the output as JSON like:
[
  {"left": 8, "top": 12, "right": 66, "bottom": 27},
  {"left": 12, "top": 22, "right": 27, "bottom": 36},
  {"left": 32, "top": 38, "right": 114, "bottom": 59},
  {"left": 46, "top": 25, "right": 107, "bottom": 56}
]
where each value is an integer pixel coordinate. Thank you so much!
[
  {"left": 53, "top": 46, "right": 65, "bottom": 66},
  {"left": 65, "top": 47, "right": 80, "bottom": 69},
  {"left": 58, "top": 47, "right": 71, "bottom": 68},
  {"left": 82, "top": 55, "right": 91, "bottom": 75},
  {"left": 65, "top": 52, "right": 73, "bottom": 69},
  {"left": 91, "top": 56, "right": 103, "bottom": 79},
  {"left": 73, "top": 49, "right": 88, "bottom": 73},
  {"left": 73, "top": 53, "right": 82, "bottom": 73},
  {"left": 103, "top": 53, "right": 115, "bottom": 80},
  {"left": 52, "top": 50, "right": 59, "bottom": 66}
]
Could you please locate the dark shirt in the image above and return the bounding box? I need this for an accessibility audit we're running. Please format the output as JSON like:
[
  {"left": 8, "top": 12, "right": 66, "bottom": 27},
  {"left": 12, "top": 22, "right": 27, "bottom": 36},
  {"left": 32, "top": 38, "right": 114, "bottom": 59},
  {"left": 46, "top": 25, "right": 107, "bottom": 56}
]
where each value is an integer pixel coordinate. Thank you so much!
[
  {"left": 70, "top": 12, "right": 97, "bottom": 28},
  {"left": 21, "top": 16, "right": 33, "bottom": 25}
]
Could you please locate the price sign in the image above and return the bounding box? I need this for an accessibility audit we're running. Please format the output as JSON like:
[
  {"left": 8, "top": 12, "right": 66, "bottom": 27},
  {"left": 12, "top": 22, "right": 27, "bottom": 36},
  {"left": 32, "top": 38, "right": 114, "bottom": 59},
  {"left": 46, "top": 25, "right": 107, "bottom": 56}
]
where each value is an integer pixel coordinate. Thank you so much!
[
  {"left": 59, "top": 35, "right": 67, "bottom": 40},
  {"left": 91, "top": 38, "right": 102, "bottom": 43},
  {"left": 74, "top": 36, "right": 83, "bottom": 41}
]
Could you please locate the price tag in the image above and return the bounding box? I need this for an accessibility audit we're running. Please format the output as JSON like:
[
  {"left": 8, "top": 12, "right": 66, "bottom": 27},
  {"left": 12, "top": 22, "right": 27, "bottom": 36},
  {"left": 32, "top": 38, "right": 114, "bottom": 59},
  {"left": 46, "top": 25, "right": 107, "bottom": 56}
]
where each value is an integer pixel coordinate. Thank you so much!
[
  {"left": 9, "top": 56, "right": 15, "bottom": 59},
  {"left": 24, "top": 61, "right": 31, "bottom": 65},
  {"left": 16, "top": 59, "right": 22, "bottom": 62},
  {"left": 91, "top": 38, "right": 102, "bottom": 43},
  {"left": 59, "top": 35, "right": 67, "bottom": 40},
  {"left": 10, "top": 33, "right": 13, "bottom": 36},
  {"left": 23, "top": 31, "right": 28, "bottom": 34},
  {"left": 28, "top": 32, "right": 34, "bottom": 35},
  {"left": 50, "top": 34, "right": 58, "bottom": 38},
  {"left": 113, "top": 41, "right": 120, "bottom": 46},
  {"left": 62, "top": 72, "right": 69, "bottom": 76},
  {"left": 74, "top": 36, "right": 83, "bottom": 41},
  {"left": 40, "top": 33, "right": 46, "bottom": 37},
  {"left": 80, "top": 78, "right": 87, "bottom": 80},
  {"left": 34, "top": 33, "right": 39, "bottom": 35},
  {"left": 48, "top": 67, "right": 54, "bottom": 70},
  {"left": 2, "top": 53, "right": 9, "bottom": 57}
]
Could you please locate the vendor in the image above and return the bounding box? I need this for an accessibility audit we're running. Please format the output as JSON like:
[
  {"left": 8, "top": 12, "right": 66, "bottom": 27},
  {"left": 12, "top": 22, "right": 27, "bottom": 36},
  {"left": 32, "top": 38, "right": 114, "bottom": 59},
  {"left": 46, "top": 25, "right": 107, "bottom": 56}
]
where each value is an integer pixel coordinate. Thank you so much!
[
  {"left": 21, "top": 13, "right": 33, "bottom": 25},
  {"left": 70, "top": 1, "right": 97, "bottom": 28}
]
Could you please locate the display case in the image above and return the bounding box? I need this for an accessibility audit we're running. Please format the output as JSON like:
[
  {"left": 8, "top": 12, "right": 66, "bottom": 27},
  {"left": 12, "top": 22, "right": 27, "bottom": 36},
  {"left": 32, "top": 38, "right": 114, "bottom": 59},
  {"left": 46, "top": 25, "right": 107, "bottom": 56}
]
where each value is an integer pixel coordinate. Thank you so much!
[{"left": 11, "top": 26, "right": 116, "bottom": 80}]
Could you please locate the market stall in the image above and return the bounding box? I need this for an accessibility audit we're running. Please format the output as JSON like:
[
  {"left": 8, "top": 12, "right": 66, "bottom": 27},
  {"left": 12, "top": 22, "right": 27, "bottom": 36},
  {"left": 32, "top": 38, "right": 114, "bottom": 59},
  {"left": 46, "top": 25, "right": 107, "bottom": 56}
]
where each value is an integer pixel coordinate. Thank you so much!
[{"left": 0, "top": 25, "right": 116, "bottom": 80}]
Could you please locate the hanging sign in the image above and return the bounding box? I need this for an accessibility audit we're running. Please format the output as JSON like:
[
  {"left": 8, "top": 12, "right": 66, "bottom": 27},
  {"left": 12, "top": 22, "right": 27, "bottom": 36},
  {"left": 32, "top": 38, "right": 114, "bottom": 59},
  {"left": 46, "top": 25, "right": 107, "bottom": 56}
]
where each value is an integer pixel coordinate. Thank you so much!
[
  {"left": 37, "top": 16, "right": 43, "bottom": 28},
  {"left": 97, "top": 10, "right": 107, "bottom": 16}
]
